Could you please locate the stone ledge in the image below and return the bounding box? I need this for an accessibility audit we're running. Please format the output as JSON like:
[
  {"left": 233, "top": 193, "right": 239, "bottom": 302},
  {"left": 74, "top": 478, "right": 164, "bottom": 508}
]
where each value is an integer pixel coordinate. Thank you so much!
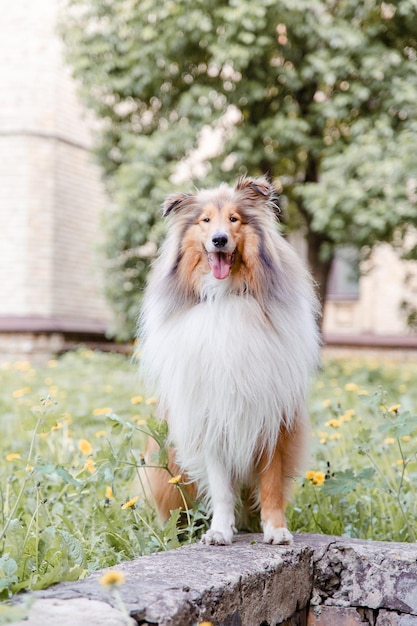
[{"left": 11, "top": 534, "right": 417, "bottom": 626}]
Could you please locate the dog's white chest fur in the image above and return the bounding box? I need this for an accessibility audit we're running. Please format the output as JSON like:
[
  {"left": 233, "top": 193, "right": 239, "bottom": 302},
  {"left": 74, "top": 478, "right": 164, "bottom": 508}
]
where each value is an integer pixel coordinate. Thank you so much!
[{"left": 141, "top": 276, "right": 316, "bottom": 485}]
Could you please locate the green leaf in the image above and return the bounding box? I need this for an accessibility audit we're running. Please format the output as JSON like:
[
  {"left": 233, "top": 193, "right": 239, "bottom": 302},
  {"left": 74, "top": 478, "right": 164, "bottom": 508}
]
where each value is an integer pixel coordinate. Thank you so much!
[
  {"left": 378, "top": 412, "right": 417, "bottom": 439},
  {"left": 55, "top": 466, "right": 83, "bottom": 488},
  {"left": 106, "top": 413, "right": 127, "bottom": 434},
  {"left": 321, "top": 467, "right": 375, "bottom": 496},
  {"left": 321, "top": 469, "right": 356, "bottom": 496},
  {"left": 0, "top": 555, "right": 18, "bottom": 592},
  {"left": 163, "top": 509, "right": 181, "bottom": 550}
]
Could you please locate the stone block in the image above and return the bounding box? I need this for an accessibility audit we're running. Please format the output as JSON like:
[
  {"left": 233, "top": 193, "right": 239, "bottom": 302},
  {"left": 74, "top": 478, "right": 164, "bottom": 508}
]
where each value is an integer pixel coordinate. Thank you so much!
[
  {"left": 12, "top": 597, "right": 135, "bottom": 626},
  {"left": 377, "top": 610, "right": 417, "bottom": 625},
  {"left": 307, "top": 606, "right": 368, "bottom": 625},
  {"left": 35, "top": 534, "right": 313, "bottom": 626},
  {"left": 309, "top": 535, "right": 417, "bottom": 615},
  {"left": 9, "top": 533, "right": 417, "bottom": 626}
]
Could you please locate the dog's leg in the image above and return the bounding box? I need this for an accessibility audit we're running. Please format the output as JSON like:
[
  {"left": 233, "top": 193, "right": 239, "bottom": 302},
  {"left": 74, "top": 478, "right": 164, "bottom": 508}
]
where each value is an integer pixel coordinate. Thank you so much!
[
  {"left": 258, "top": 417, "right": 308, "bottom": 544},
  {"left": 141, "top": 438, "right": 196, "bottom": 521},
  {"left": 201, "top": 459, "right": 236, "bottom": 545},
  {"left": 258, "top": 429, "right": 293, "bottom": 544}
]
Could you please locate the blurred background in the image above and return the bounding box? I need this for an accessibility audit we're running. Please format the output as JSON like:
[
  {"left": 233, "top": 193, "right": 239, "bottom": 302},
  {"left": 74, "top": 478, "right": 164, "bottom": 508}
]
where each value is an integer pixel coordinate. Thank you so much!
[{"left": 1, "top": 0, "right": 417, "bottom": 361}]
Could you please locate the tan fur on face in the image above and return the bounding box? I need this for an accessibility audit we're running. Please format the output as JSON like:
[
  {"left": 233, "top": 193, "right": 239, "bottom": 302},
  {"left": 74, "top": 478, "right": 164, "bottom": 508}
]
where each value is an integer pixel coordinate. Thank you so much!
[{"left": 177, "top": 199, "right": 262, "bottom": 297}]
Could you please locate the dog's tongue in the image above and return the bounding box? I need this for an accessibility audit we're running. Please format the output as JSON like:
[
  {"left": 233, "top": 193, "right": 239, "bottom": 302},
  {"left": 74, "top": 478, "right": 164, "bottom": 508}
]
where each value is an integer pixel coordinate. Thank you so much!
[{"left": 208, "top": 252, "right": 232, "bottom": 280}]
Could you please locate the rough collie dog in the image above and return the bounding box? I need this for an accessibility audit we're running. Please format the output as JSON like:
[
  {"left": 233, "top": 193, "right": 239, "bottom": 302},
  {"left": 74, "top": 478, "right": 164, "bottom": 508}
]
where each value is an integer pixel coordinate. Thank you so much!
[{"left": 139, "top": 176, "right": 320, "bottom": 545}]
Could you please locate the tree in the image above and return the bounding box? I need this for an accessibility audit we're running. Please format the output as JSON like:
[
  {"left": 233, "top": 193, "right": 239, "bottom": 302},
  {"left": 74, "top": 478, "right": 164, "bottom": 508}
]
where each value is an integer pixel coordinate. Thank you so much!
[{"left": 62, "top": 0, "right": 417, "bottom": 337}]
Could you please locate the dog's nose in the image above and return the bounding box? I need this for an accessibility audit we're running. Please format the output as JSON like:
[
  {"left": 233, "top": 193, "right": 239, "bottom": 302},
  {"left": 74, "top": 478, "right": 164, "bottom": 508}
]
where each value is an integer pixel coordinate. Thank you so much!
[{"left": 212, "top": 233, "right": 228, "bottom": 248}]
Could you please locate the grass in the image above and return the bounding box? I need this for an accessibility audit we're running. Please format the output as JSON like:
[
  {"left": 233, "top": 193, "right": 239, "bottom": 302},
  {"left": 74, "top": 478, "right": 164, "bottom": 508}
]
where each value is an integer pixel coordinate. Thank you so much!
[
  {"left": 289, "top": 355, "right": 417, "bottom": 543},
  {"left": 0, "top": 348, "right": 417, "bottom": 600}
]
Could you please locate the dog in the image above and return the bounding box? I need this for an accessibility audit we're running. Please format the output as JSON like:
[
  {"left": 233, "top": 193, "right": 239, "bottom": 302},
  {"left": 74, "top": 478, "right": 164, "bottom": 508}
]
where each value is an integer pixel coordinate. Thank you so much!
[{"left": 138, "top": 176, "right": 320, "bottom": 545}]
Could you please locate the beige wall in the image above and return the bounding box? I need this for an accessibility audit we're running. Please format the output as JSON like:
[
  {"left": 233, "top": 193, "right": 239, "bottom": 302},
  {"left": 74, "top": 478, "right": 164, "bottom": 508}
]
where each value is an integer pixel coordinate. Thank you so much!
[
  {"left": 324, "top": 242, "right": 417, "bottom": 338},
  {"left": 0, "top": 0, "right": 112, "bottom": 329}
]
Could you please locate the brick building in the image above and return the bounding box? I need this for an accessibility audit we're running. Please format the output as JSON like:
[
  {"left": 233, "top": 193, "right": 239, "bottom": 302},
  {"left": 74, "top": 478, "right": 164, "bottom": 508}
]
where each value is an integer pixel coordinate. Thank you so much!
[
  {"left": 1, "top": 0, "right": 416, "bottom": 361},
  {"left": 0, "top": 0, "right": 113, "bottom": 360}
]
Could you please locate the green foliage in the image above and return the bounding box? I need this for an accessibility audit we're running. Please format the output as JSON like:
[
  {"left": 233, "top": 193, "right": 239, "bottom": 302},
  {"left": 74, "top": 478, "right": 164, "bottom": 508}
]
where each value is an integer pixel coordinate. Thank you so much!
[
  {"left": 61, "top": 0, "right": 417, "bottom": 336},
  {"left": 290, "top": 357, "right": 417, "bottom": 542},
  {"left": 1, "top": 350, "right": 417, "bottom": 602},
  {"left": 0, "top": 350, "right": 207, "bottom": 600}
]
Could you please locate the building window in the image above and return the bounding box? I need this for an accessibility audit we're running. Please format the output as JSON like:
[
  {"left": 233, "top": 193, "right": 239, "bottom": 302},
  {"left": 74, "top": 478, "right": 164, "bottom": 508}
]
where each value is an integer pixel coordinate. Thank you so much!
[{"left": 326, "top": 247, "right": 360, "bottom": 301}]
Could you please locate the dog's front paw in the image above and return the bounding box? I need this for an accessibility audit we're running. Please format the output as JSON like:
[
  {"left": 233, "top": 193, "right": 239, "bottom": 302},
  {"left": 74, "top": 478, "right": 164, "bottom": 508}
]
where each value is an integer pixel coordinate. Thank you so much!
[
  {"left": 201, "top": 528, "right": 233, "bottom": 546},
  {"left": 263, "top": 521, "right": 293, "bottom": 545}
]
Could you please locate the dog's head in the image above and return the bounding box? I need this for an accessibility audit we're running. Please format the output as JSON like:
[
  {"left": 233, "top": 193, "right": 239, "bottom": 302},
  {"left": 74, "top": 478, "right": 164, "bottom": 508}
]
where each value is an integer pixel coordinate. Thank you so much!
[{"left": 163, "top": 177, "right": 279, "bottom": 283}]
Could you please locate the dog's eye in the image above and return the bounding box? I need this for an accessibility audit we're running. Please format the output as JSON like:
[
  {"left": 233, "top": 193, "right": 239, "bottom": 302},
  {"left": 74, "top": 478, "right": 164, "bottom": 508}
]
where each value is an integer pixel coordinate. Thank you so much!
[
  {"left": 229, "top": 216, "right": 238, "bottom": 223},
  {"left": 202, "top": 217, "right": 210, "bottom": 223}
]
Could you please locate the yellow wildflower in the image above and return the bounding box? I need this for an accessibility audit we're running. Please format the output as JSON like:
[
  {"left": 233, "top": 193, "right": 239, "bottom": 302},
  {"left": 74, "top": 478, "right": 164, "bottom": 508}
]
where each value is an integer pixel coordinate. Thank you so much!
[
  {"left": 79, "top": 439, "right": 93, "bottom": 455},
  {"left": 13, "top": 361, "right": 31, "bottom": 371},
  {"left": 199, "top": 622, "right": 214, "bottom": 626},
  {"left": 322, "top": 399, "right": 331, "bottom": 408},
  {"left": 121, "top": 496, "right": 139, "bottom": 509},
  {"left": 95, "top": 430, "right": 107, "bottom": 438},
  {"left": 130, "top": 395, "right": 143, "bottom": 405},
  {"left": 84, "top": 458, "right": 95, "bottom": 474},
  {"left": 47, "top": 359, "right": 58, "bottom": 368},
  {"left": 12, "top": 387, "right": 31, "bottom": 399},
  {"left": 92, "top": 407, "right": 112, "bottom": 416},
  {"left": 26, "top": 465, "right": 34, "bottom": 472},
  {"left": 100, "top": 570, "right": 126, "bottom": 588},
  {"left": 398, "top": 384, "right": 407, "bottom": 394},
  {"left": 388, "top": 404, "right": 401, "bottom": 414},
  {"left": 145, "top": 397, "right": 158, "bottom": 405},
  {"left": 6, "top": 453, "right": 21, "bottom": 461},
  {"left": 306, "top": 470, "right": 325, "bottom": 486},
  {"left": 346, "top": 382, "right": 360, "bottom": 392},
  {"left": 132, "top": 416, "right": 146, "bottom": 426},
  {"left": 312, "top": 472, "right": 325, "bottom": 486},
  {"left": 319, "top": 432, "right": 327, "bottom": 444},
  {"left": 106, "top": 486, "right": 113, "bottom": 499},
  {"left": 168, "top": 474, "right": 182, "bottom": 485},
  {"left": 329, "top": 433, "right": 341, "bottom": 441},
  {"left": 402, "top": 436, "right": 410, "bottom": 442},
  {"left": 40, "top": 396, "right": 54, "bottom": 408},
  {"left": 341, "top": 409, "right": 355, "bottom": 422},
  {"left": 325, "top": 419, "right": 341, "bottom": 428},
  {"left": 385, "top": 438, "right": 395, "bottom": 445}
]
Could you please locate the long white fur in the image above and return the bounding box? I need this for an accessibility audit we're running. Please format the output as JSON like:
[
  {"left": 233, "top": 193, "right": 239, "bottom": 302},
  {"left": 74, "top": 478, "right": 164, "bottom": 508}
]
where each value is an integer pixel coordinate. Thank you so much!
[{"left": 139, "top": 178, "right": 320, "bottom": 544}]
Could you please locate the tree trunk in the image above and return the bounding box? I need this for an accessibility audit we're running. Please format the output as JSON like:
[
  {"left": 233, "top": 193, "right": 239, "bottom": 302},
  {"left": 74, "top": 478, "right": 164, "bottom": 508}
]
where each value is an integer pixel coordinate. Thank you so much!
[{"left": 305, "top": 229, "right": 334, "bottom": 328}]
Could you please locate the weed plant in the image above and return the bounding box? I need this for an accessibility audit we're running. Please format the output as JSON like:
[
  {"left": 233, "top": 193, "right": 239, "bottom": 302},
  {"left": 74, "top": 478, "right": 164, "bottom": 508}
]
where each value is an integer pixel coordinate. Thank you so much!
[{"left": 0, "top": 349, "right": 417, "bottom": 600}]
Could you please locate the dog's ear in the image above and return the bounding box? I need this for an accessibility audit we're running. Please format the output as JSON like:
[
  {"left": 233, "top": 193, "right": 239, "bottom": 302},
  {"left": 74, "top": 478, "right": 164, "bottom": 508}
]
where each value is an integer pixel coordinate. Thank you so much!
[
  {"left": 236, "top": 176, "right": 271, "bottom": 197},
  {"left": 235, "top": 176, "right": 280, "bottom": 215},
  {"left": 163, "top": 193, "right": 195, "bottom": 217}
]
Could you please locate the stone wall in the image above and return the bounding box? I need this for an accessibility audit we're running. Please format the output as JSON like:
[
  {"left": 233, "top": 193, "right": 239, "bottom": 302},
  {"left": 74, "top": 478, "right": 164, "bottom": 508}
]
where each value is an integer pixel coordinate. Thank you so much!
[{"left": 12, "top": 533, "right": 417, "bottom": 626}]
